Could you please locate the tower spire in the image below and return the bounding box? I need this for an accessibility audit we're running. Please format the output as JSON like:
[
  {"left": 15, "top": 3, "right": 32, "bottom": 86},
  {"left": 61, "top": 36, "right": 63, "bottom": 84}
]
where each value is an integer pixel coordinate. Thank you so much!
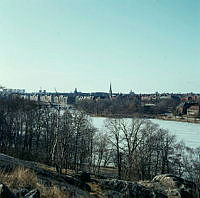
[{"left": 109, "top": 83, "right": 112, "bottom": 98}]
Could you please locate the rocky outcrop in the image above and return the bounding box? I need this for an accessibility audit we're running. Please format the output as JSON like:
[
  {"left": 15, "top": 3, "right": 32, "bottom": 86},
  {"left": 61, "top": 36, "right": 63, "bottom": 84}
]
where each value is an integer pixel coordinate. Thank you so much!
[
  {"left": 23, "top": 189, "right": 40, "bottom": 198},
  {"left": 0, "top": 153, "right": 93, "bottom": 198},
  {"left": 99, "top": 179, "right": 167, "bottom": 198},
  {"left": 0, "top": 183, "right": 17, "bottom": 198},
  {"left": 152, "top": 174, "right": 199, "bottom": 198},
  {"left": 0, "top": 153, "right": 199, "bottom": 198},
  {"left": 99, "top": 175, "right": 199, "bottom": 198},
  {"left": 0, "top": 153, "right": 86, "bottom": 189}
]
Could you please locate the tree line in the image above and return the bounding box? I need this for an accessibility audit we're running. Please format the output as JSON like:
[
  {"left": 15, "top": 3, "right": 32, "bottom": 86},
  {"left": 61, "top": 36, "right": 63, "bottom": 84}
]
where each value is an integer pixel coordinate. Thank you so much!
[
  {"left": 75, "top": 97, "right": 180, "bottom": 117},
  {"left": 0, "top": 96, "right": 199, "bottom": 183},
  {"left": 0, "top": 96, "right": 96, "bottom": 173}
]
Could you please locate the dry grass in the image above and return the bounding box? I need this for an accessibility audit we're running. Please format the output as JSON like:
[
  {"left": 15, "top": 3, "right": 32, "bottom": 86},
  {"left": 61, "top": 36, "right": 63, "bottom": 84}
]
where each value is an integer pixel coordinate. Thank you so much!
[
  {"left": 41, "top": 186, "right": 70, "bottom": 198},
  {"left": 88, "top": 182, "right": 104, "bottom": 198},
  {"left": 37, "top": 164, "right": 74, "bottom": 175},
  {"left": 0, "top": 167, "right": 37, "bottom": 189},
  {"left": 0, "top": 167, "right": 69, "bottom": 198}
]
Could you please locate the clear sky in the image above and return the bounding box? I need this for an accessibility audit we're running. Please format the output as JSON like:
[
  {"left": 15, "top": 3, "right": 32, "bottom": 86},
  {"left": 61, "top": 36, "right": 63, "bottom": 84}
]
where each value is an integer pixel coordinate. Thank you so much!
[{"left": 0, "top": 0, "right": 199, "bottom": 93}]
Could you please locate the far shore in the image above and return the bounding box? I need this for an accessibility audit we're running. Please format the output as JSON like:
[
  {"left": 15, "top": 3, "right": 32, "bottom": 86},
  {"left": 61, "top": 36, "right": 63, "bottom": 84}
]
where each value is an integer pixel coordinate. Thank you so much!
[
  {"left": 90, "top": 113, "right": 200, "bottom": 124},
  {"left": 156, "top": 115, "right": 200, "bottom": 124}
]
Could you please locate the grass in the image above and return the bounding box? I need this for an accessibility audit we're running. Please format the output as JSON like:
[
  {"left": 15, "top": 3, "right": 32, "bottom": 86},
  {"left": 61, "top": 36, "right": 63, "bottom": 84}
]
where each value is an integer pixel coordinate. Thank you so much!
[
  {"left": 88, "top": 182, "right": 105, "bottom": 198},
  {"left": 0, "top": 166, "right": 69, "bottom": 198},
  {"left": 37, "top": 163, "right": 74, "bottom": 175}
]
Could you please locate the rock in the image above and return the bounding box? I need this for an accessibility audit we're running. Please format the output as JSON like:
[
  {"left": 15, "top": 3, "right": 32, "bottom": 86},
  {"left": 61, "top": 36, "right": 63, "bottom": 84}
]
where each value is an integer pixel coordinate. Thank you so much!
[
  {"left": 152, "top": 174, "right": 199, "bottom": 198},
  {"left": 24, "top": 189, "right": 40, "bottom": 198},
  {"left": 0, "top": 183, "right": 17, "bottom": 198},
  {"left": 80, "top": 172, "right": 91, "bottom": 183},
  {"left": 99, "top": 179, "right": 167, "bottom": 198},
  {"left": 16, "top": 189, "right": 29, "bottom": 197},
  {"left": 80, "top": 183, "right": 92, "bottom": 192},
  {"left": 99, "top": 175, "right": 200, "bottom": 198}
]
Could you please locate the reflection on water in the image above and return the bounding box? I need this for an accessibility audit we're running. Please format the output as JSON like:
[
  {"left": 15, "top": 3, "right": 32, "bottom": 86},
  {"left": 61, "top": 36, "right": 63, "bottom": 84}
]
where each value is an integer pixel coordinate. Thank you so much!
[{"left": 91, "top": 117, "right": 200, "bottom": 148}]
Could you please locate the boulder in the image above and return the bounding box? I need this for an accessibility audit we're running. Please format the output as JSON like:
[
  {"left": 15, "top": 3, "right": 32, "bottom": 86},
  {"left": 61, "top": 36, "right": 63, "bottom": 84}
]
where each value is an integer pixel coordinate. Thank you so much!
[
  {"left": 99, "top": 175, "right": 199, "bottom": 198},
  {"left": 99, "top": 179, "right": 167, "bottom": 198},
  {"left": 80, "top": 172, "right": 91, "bottom": 183},
  {"left": 152, "top": 174, "right": 199, "bottom": 198},
  {"left": 0, "top": 183, "right": 17, "bottom": 198},
  {"left": 16, "top": 189, "right": 29, "bottom": 197},
  {"left": 24, "top": 189, "right": 40, "bottom": 198}
]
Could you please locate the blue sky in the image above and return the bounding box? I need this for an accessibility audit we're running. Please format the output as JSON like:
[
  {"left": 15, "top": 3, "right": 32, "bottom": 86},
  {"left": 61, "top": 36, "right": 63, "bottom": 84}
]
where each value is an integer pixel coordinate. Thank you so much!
[{"left": 0, "top": 0, "right": 199, "bottom": 93}]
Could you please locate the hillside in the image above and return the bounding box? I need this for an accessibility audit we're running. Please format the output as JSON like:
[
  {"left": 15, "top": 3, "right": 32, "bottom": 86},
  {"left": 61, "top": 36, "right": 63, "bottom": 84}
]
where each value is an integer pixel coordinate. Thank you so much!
[{"left": 0, "top": 153, "right": 199, "bottom": 198}]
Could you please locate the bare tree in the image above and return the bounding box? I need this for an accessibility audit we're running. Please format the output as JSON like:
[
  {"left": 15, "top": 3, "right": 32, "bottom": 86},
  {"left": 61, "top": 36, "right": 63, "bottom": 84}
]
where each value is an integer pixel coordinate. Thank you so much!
[
  {"left": 92, "top": 132, "right": 112, "bottom": 174},
  {"left": 105, "top": 118, "right": 124, "bottom": 179}
]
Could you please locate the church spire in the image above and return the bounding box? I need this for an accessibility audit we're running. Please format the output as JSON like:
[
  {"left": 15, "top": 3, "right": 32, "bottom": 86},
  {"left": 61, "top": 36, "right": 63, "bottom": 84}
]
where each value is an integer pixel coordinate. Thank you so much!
[{"left": 109, "top": 83, "right": 112, "bottom": 98}]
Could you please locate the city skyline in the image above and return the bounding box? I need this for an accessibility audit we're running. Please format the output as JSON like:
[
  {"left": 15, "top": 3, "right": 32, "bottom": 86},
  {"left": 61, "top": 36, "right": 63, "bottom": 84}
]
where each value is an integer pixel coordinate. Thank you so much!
[
  {"left": 0, "top": 0, "right": 199, "bottom": 93},
  {"left": 2, "top": 85, "right": 200, "bottom": 95}
]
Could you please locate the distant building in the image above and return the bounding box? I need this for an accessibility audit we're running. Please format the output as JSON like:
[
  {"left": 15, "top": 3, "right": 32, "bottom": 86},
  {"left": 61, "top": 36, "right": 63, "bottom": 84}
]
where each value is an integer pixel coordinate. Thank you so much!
[
  {"left": 187, "top": 105, "right": 200, "bottom": 117},
  {"left": 3, "top": 89, "right": 25, "bottom": 94},
  {"left": 176, "top": 102, "right": 198, "bottom": 115},
  {"left": 67, "top": 96, "right": 76, "bottom": 104},
  {"left": 74, "top": 88, "right": 78, "bottom": 95},
  {"left": 143, "top": 103, "right": 156, "bottom": 113},
  {"left": 91, "top": 92, "right": 109, "bottom": 98},
  {"left": 180, "top": 95, "right": 198, "bottom": 102}
]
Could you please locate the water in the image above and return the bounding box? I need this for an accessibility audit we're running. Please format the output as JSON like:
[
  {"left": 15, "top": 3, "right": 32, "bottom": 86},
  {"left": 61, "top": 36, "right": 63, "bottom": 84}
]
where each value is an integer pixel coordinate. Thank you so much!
[{"left": 91, "top": 117, "right": 200, "bottom": 148}]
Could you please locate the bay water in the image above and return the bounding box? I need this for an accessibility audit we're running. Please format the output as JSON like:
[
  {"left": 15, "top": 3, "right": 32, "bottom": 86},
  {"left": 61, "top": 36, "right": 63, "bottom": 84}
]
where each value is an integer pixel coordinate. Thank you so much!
[{"left": 91, "top": 117, "right": 200, "bottom": 148}]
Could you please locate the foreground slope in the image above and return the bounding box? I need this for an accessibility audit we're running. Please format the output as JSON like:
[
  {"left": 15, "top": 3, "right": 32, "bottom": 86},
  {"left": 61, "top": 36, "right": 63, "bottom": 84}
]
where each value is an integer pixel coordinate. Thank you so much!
[{"left": 0, "top": 153, "right": 199, "bottom": 198}]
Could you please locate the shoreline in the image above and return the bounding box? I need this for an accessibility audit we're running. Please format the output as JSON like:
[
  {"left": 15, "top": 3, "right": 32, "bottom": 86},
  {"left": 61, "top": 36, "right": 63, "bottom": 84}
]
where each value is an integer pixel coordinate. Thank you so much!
[
  {"left": 156, "top": 116, "right": 200, "bottom": 124},
  {"left": 90, "top": 113, "right": 200, "bottom": 124}
]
